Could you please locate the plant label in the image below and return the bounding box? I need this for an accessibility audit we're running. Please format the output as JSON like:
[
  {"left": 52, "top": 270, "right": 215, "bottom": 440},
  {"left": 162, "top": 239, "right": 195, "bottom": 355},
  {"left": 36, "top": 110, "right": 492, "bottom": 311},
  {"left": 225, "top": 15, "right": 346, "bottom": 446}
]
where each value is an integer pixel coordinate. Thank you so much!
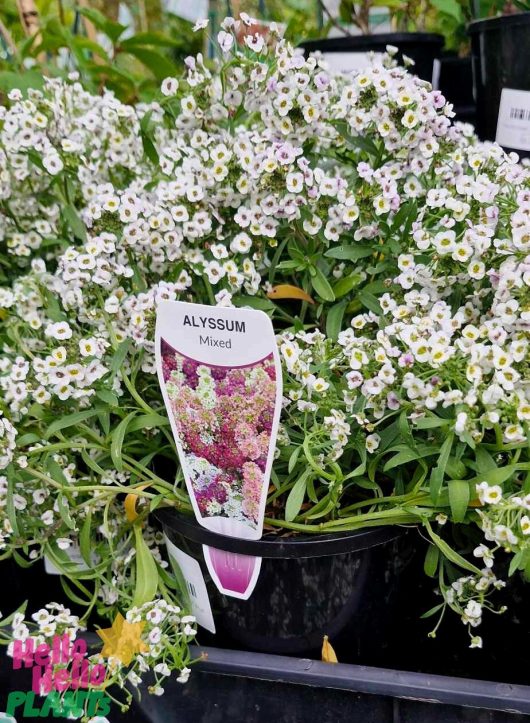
[
  {"left": 496, "top": 88, "right": 530, "bottom": 152},
  {"left": 165, "top": 535, "right": 216, "bottom": 633},
  {"left": 156, "top": 301, "right": 282, "bottom": 600}
]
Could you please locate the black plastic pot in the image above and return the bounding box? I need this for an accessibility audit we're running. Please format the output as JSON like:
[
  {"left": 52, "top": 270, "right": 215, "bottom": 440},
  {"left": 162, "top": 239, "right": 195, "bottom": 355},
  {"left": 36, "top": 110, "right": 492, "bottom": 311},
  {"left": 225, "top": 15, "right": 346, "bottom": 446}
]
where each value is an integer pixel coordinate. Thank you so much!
[
  {"left": 434, "top": 54, "right": 476, "bottom": 125},
  {"left": 469, "top": 12, "right": 530, "bottom": 155},
  {"left": 300, "top": 33, "right": 444, "bottom": 82},
  {"left": 155, "top": 509, "right": 407, "bottom": 658}
]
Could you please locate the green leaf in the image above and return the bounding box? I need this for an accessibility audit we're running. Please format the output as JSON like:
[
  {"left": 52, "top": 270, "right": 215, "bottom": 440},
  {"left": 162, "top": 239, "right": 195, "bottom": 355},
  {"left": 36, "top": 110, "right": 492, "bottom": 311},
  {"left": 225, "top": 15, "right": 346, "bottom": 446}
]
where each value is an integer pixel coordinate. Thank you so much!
[
  {"left": 471, "top": 464, "right": 518, "bottom": 486},
  {"left": 414, "top": 416, "right": 451, "bottom": 430},
  {"left": 288, "top": 446, "right": 301, "bottom": 475},
  {"left": 124, "top": 47, "right": 177, "bottom": 82},
  {"left": 6, "top": 465, "right": 19, "bottom": 537},
  {"left": 332, "top": 273, "right": 364, "bottom": 298},
  {"left": 357, "top": 290, "right": 382, "bottom": 315},
  {"left": 111, "top": 412, "right": 137, "bottom": 472},
  {"left": 69, "top": 36, "right": 110, "bottom": 63},
  {"left": 62, "top": 205, "right": 87, "bottom": 242},
  {"left": 420, "top": 603, "right": 445, "bottom": 619},
  {"left": 16, "top": 433, "right": 41, "bottom": 447},
  {"left": 79, "top": 512, "right": 92, "bottom": 566},
  {"left": 310, "top": 267, "right": 335, "bottom": 302},
  {"left": 431, "top": 0, "right": 463, "bottom": 20},
  {"left": 121, "top": 32, "right": 183, "bottom": 48},
  {"left": 426, "top": 523, "right": 481, "bottom": 575},
  {"left": 46, "top": 409, "right": 100, "bottom": 438},
  {"left": 448, "top": 479, "right": 470, "bottom": 523},
  {"left": 424, "top": 543, "right": 439, "bottom": 577},
  {"left": 141, "top": 130, "right": 159, "bottom": 165},
  {"left": 430, "top": 433, "right": 454, "bottom": 503},
  {"left": 285, "top": 471, "right": 310, "bottom": 522},
  {"left": 232, "top": 296, "right": 275, "bottom": 311},
  {"left": 81, "top": 448, "right": 106, "bottom": 477},
  {"left": 78, "top": 7, "right": 127, "bottom": 43},
  {"left": 332, "top": 120, "right": 379, "bottom": 155},
  {"left": 110, "top": 338, "right": 132, "bottom": 377},
  {"left": 57, "top": 494, "right": 76, "bottom": 530},
  {"left": 475, "top": 447, "right": 497, "bottom": 475},
  {"left": 326, "top": 300, "right": 348, "bottom": 341},
  {"left": 128, "top": 413, "right": 168, "bottom": 433},
  {"left": 47, "top": 458, "right": 69, "bottom": 487},
  {"left": 132, "top": 524, "right": 158, "bottom": 607},
  {"left": 384, "top": 445, "right": 437, "bottom": 471},
  {"left": 324, "top": 245, "right": 373, "bottom": 261},
  {"left": 0, "top": 601, "right": 28, "bottom": 628},
  {"left": 149, "top": 494, "right": 166, "bottom": 513},
  {"left": 96, "top": 389, "right": 119, "bottom": 406}
]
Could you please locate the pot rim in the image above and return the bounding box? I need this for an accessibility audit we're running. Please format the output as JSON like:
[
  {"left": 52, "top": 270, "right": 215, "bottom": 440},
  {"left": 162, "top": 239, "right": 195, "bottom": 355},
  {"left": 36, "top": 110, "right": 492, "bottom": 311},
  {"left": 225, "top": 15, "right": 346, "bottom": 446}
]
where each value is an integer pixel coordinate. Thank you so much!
[
  {"left": 154, "top": 508, "right": 406, "bottom": 559},
  {"left": 299, "top": 32, "right": 445, "bottom": 51},
  {"left": 468, "top": 11, "right": 530, "bottom": 34}
]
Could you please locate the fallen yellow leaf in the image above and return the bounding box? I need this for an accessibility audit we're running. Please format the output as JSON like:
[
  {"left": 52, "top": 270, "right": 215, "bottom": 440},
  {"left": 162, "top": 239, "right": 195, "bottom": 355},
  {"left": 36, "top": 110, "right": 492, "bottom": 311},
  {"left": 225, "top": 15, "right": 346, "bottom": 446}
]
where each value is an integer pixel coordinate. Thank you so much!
[
  {"left": 322, "top": 635, "right": 338, "bottom": 663},
  {"left": 124, "top": 484, "right": 150, "bottom": 523},
  {"left": 267, "top": 284, "right": 315, "bottom": 304}
]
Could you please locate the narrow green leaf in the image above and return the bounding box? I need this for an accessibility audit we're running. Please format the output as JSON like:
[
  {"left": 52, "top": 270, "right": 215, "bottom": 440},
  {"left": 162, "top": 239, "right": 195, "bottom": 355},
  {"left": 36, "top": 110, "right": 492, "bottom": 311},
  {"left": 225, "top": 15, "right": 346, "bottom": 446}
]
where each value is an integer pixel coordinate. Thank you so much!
[
  {"left": 420, "top": 603, "right": 445, "bottom": 619},
  {"left": 124, "top": 46, "right": 177, "bottom": 81},
  {"left": 430, "top": 433, "right": 454, "bottom": 503},
  {"left": 81, "top": 449, "right": 106, "bottom": 477},
  {"left": 132, "top": 524, "right": 158, "bottom": 607},
  {"left": 79, "top": 512, "right": 92, "bottom": 566},
  {"left": 58, "top": 495, "right": 76, "bottom": 530},
  {"left": 62, "top": 204, "right": 87, "bottom": 242},
  {"left": 324, "top": 245, "right": 373, "bottom": 260},
  {"left": 110, "top": 338, "right": 132, "bottom": 376},
  {"left": 96, "top": 389, "right": 119, "bottom": 406},
  {"left": 358, "top": 290, "right": 382, "bottom": 315},
  {"left": 285, "top": 471, "right": 310, "bottom": 522},
  {"left": 128, "top": 413, "right": 168, "bottom": 433},
  {"left": 326, "top": 300, "right": 348, "bottom": 341},
  {"left": 426, "top": 523, "right": 481, "bottom": 575},
  {"left": 46, "top": 409, "right": 100, "bottom": 438},
  {"left": 424, "top": 544, "right": 440, "bottom": 577},
  {"left": 414, "top": 416, "right": 450, "bottom": 430},
  {"left": 332, "top": 273, "right": 364, "bottom": 298},
  {"left": 111, "top": 412, "right": 137, "bottom": 472},
  {"left": 6, "top": 465, "right": 19, "bottom": 536},
  {"left": 288, "top": 446, "right": 301, "bottom": 475},
  {"left": 310, "top": 266, "right": 335, "bottom": 302},
  {"left": 448, "top": 479, "right": 470, "bottom": 523}
]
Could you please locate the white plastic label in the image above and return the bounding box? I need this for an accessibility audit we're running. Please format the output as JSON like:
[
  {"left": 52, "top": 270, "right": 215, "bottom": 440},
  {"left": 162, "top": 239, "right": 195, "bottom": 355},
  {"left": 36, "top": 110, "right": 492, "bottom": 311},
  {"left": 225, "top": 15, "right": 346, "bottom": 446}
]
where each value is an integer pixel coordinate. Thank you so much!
[
  {"left": 496, "top": 88, "right": 530, "bottom": 152},
  {"left": 155, "top": 301, "right": 282, "bottom": 600},
  {"left": 165, "top": 535, "right": 216, "bottom": 634}
]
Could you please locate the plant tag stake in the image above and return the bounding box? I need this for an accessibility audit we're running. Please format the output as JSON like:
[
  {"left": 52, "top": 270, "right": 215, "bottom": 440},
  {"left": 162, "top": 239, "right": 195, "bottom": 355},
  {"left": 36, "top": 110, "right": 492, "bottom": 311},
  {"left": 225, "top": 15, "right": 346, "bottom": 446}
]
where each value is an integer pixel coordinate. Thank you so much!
[{"left": 155, "top": 301, "right": 282, "bottom": 600}]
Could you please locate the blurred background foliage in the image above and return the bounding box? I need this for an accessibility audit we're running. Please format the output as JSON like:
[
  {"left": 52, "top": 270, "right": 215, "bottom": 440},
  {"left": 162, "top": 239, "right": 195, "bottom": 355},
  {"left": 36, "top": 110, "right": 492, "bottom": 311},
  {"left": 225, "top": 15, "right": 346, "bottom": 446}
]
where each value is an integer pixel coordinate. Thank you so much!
[
  {"left": 0, "top": 1, "right": 325, "bottom": 103},
  {"left": 0, "top": 0, "right": 515, "bottom": 100}
]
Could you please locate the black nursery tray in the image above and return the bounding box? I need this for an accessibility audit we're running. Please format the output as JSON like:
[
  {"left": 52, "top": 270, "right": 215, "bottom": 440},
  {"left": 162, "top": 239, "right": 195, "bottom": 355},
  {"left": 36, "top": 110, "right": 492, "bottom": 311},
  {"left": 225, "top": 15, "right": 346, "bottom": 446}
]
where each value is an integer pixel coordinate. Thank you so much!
[{"left": 135, "top": 646, "right": 530, "bottom": 723}]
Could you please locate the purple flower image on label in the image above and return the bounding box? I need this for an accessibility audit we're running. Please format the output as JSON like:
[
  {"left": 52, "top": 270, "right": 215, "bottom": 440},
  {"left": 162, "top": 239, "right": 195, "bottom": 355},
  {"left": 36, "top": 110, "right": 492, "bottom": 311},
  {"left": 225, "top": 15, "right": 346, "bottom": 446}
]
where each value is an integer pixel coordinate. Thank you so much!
[{"left": 161, "top": 339, "right": 277, "bottom": 529}]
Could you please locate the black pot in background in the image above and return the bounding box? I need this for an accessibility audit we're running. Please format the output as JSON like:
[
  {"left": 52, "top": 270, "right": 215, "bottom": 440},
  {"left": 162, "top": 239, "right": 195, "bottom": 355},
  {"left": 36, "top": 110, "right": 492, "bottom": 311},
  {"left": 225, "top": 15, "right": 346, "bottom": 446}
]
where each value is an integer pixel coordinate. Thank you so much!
[
  {"left": 300, "top": 33, "right": 444, "bottom": 83},
  {"left": 156, "top": 509, "right": 409, "bottom": 660},
  {"left": 469, "top": 12, "right": 530, "bottom": 157},
  {"left": 433, "top": 54, "right": 476, "bottom": 126}
]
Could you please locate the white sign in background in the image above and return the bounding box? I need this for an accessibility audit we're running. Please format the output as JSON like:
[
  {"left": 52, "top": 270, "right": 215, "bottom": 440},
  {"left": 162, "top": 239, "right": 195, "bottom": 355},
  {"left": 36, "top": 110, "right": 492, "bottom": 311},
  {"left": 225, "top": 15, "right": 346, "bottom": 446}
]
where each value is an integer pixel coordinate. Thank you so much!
[{"left": 496, "top": 88, "right": 530, "bottom": 152}]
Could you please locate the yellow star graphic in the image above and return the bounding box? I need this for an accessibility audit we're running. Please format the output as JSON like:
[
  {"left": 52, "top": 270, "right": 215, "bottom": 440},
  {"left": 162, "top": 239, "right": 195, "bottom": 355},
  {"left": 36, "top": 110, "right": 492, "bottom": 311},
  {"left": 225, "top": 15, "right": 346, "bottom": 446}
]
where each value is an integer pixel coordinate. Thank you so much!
[{"left": 96, "top": 613, "right": 149, "bottom": 665}]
